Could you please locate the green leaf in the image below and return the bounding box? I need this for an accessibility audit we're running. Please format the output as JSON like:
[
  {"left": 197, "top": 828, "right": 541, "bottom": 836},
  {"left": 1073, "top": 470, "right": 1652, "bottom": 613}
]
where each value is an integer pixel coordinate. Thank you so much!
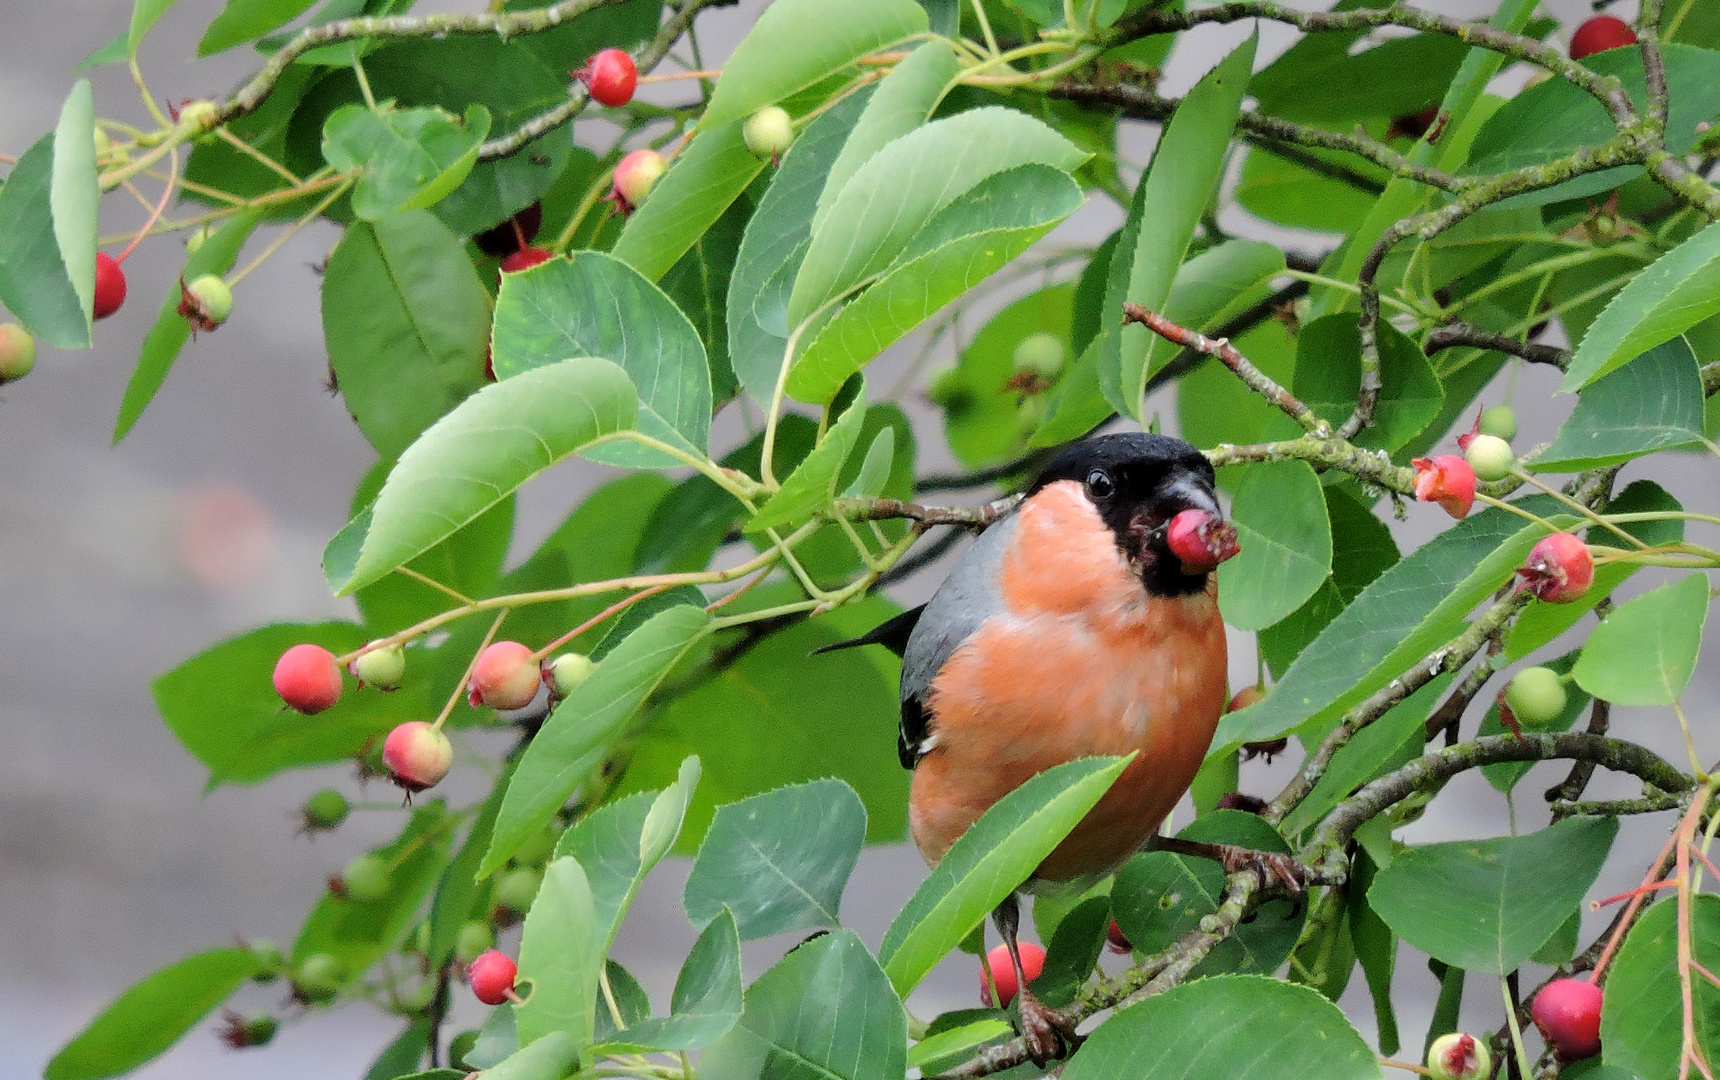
[
  {"left": 1104, "top": 33, "right": 1256, "bottom": 421},
  {"left": 466, "top": 1003, "right": 517, "bottom": 1069},
  {"left": 1601, "top": 895, "right": 1720, "bottom": 1079},
  {"left": 700, "top": 928, "right": 907, "bottom": 1080},
  {"left": 787, "top": 107, "right": 1087, "bottom": 330},
  {"left": 593, "top": 962, "right": 652, "bottom": 1044},
  {"left": 1538, "top": 337, "right": 1708, "bottom": 469},
  {"left": 0, "top": 136, "right": 87, "bottom": 348},
  {"left": 45, "top": 949, "right": 261, "bottom": 1080},
  {"left": 555, "top": 755, "right": 700, "bottom": 953},
  {"left": 1059, "top": 975, "right": 1382, "bottom": 1080},
  {"left": 478, "top": 1033, "right": 579, "bottom": 1080},
  {"left": 327, "top": 356, "right": 637, "bottom": 595},
  {"left": 1567, "top": 218, "right": 1720, "bottom": 388},
  {"left": 364, "top": 1020, "right": 430, "bottom": 1080},
  {"left": 612, "top": 121, "right": 766, "bottom": 283},
  {"left": 153, "top": 621, "right": 430, "bottom": 785},
  {"left": 661, "top": 196, "right": 747, "bottom": 403},
  {"left": 482, "top": 606, "right": 711, "bottom": 877},
  {"left": 322, "top": 103, "right": 491, "bottom": 220},
  {"left": 76, "top": 33, "right": 131, "bottom": 72},
  {"left": 878, "top": 756, "right": 1130, "bottom": 995},
  {"left": 908, "top": 1020, "right": 1013, "bottom": 1073},
  {"left": 609, "top": 596, "right": 910, "bottom": 852},
  {"left": 199, "top": 0, "right": 318, "bottom": 54},
  {"left": 1573, "top": 573, "right": 1710, "bottom": 706},
  {"left": 728, "top": 87, "right": 874, "bottom": 405},
  {"left": 130, "top": 0, "right": 178, "bottom": 54},
  {"left": 1349, "top": 850, "right": 1399, "bottom": 1057},
  {"left": 52, "top": 81, "right": 98, "bottom": 329},
  {"left": 941, "top": 284, "right": 1076, "bottom": 468},
  {"left": 1367, "top": 816, "right": 1617, "bottom": 975},
  {"left": 702, "top": 0, "right": 925, "bottom": 126},
  {"left": 492, "top": 251, "right": 711, "bottom": 467},
  {"left": 1235, "top": 142, "right": 1383, "bottom": 235},
  {"left": 293, "top": 804, "right": 452, "bottom": 970},
  {"left": 515, "top": 856, "right": 603, "bottom": 1047},
  {"left": 322, "top": 211, "right": 489, "bottom": 459},
  {"left": 1292, "top": 314, "right": 1444, "bottom": 452},
  {"left": 1218, "top": 503, "right": 1569, "bottom": 748},
  {"left": 746, "top": 382, "right": 869, "bottom": 532},
  {"left": 683, "top": 778, "right": 867, "bottom": 940},
  {"left": 813, "top": 40, "right": 959, "bottom": 234},
  {"left": 1251, "top": 27, "right": 1467, "bottom": 126},
  {"left": 786, "top": 163, "right": 1084, "bottom": 404},
  {"left": 428, "top": 767, "right": 509, "bottom": 968},
  {"left": 599, "top": 908, "right": 743, "bottom": 1053},
  {"left": 1217, "top": 461, "right": 1332, "bottom": 631},
  {"left": 114, "top": 209, "right": 262, "bottom": 442}
]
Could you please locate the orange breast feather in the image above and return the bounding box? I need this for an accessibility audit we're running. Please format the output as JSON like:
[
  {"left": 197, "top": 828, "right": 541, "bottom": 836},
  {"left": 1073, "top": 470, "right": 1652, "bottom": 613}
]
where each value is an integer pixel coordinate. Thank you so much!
[{"left": 908, "top": 481, "right": 1228, "bottom": 881}]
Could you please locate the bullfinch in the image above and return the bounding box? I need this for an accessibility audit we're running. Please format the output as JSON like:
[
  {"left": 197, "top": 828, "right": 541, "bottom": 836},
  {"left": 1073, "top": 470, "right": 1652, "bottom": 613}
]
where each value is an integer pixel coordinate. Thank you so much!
[{"left": 830, "top": 432, "right": 1264, "bottom": 1063}]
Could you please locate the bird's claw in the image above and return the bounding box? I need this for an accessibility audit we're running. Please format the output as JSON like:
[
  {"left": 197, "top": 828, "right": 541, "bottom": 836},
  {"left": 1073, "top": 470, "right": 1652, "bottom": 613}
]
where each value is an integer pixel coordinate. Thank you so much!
[
  {"left": 1015, "top": 987, "right": 1082, "bottom": 1068},
  {"left": 1218, "top": 846, "right": 1307, "bottom": 899}
]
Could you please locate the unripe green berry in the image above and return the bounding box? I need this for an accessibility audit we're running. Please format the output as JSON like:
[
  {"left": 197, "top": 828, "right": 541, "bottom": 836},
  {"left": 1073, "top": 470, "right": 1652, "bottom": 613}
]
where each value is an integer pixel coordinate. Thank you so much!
[
  {"left": 341, "top": 853, "right": 392, "bottom": 902},
  {"left": 1012, "top": 332, "right": 1065, "bottom": 377},
  {"left": 0, "top": 323, "right": 37, "bottom": 384},
  {"left": 180, "top": 99, "right": 220, "bottom": 134},
  {"left": 512, "top": 820, "right": 563, "bottom": 866},
  {"left": 1464, "top": 433, "right": 1515, "bottom": 482},
  {"left": 302, "top": 788, "right": 349, "bottom": 832},
  {"left": 742, "top": 105, "right": 795, "bottom": 160},
  {"left": 546, "top": 653, "right": 595, "bottom": 698},
  {"left": 185, "top": 275, "right": 233, "bottom": 326},
  {"left": 456, "top": 920, "right": 496, "bottom": 963},
  {"left": 351, "top": 641, "right": 406, "bottom": 690},
  {"left": 294, "top": 953, "right": 345, "bottom": 1003},
  {"left": 496, "top": 866, "right": 543, "bottom": 914},
  {"left": 242, "top": 1014, "right": 278, "bottom": 1046},
  {"left": 248, "top": 939, "right": 284, "bottom": 982},
  {"left": 1479, "top": 405, "right": 1518, "bottom": 441},
  {"left": 1506, "top": 666, "right": 1567, "bottom": 728},
  {"left": 93, "top": 127, "right": 112, "bottom": 158},
  {"left": 449, "top": 1030, "right": 480, "bottom": 1070}
]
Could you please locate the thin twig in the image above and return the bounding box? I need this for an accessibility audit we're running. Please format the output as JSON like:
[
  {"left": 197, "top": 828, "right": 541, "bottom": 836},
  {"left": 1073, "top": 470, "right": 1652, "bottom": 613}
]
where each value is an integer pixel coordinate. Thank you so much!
[
  {"left": 1122, "top": 305, "right": 1330, "bottom": 435},
  {"left": 1424, "top": 322, "right": 1571, "bottom": 369}
]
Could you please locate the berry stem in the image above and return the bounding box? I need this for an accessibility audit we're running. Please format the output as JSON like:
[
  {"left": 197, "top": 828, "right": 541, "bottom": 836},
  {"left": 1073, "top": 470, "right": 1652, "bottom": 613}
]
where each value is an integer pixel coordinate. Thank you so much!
[
  {"left": 528, "top": 583, "right": 672, "bottom": 662},
  {"left": 228, "top": 177, "right": 355, "bottom": 287},
  {"left": 432, "top": 609, "right": 509, "bottom": 733},
  {"left": 395, "top": 565, "right": 475, "bottom": 606},
  {"left": 1591, "top": 825, "right": 1682, "bottom": 982},
  {"left": 636, "top": 68, "right": 721, "bottom": 82},
  {"left": 115, "top": 148, "right": 179, "bottom": 264},
  {"left": 1498, "top": 977, "right": 1535, "bottom": 1080},
  {"left": 1509, "top": 467, "right": 1649, "bottom": 550},
  {"left": 216, "top": 126, "right": 302, "bottom": 185}
]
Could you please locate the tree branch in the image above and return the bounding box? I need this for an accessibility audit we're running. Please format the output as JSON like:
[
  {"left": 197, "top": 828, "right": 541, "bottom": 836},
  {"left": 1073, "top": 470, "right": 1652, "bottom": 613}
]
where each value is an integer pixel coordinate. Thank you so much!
[
  {"left": 1424, "top": 321, "right": 1572, "bottom": 369},
  {"left": 1122, "top": 304, "right": 1330, "bottom": 435}
]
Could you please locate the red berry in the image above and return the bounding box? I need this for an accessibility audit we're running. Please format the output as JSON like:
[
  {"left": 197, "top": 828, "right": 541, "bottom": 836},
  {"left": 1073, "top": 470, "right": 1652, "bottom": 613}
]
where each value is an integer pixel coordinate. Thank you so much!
[
  {"left": 273, "top": 643, "right": 343, "bottom": 714},
  {"left": 980, "top": 942, "right": 1045, "bottom": 1007},
  {"left": 382, "top": 720, "right": 453, "bottom": 792},
  {"left": 468, "top": 641, "right": 542, "bottom": 710},
  {"left": 473, "top": 202, "right": 543, "bottom": 257},
  {"left": 1164, "top": 508, "right": 1240, "bottom": 572},
  {"left": 1570, "top": 16, "right": 1637, "bottom": 61},
  {"left": 1516, "top": 533, "right": 1594, "bottom": 603},
  {"left": 467, "top": 949, "right": 518, "bottom": 1006},
  {"left": 1106, "top": 919, "right": 1131, "bottom": 954},
  {"left": 606, "top": 149, "right": 666, "bottom": 217},
  {"left": 93, "top": 252, "right": 127, "bottom": 319},
  {"left": 576, "top": 48, "right": 637, "bottom": 108},
  {"left": 1532, "top": 977, "right": 1603, "bottom": 1060},
  {"left": 1228, "top": 686, "right": 1264, "bottom": 713},
  {"left": 1411, "top": 455, "right": 1476, "bottom": 519},
  {"left": 500, "top": 246, "right": 553, "bottom": 274}
]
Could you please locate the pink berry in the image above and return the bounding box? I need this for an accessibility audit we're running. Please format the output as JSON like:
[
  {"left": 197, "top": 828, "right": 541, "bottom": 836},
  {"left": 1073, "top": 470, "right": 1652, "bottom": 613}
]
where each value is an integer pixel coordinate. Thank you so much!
[
  {"left": 1516, "top": 533, "right": 1594, "bottom": 603},
  {"left": 1106, "top": 919, "right": 1131, "bottom": 954},
  {"left": 575, "top": 48, "right": 637, "bottom": 108},
  {"left": 1532, "top": 977, "right": 1602, "bottom": 1060},
  {"left": 499, "top": 246, "right": 553, "bottom": 274},
  {"left": 1164, "top": 508, "right": 1240, "bottom": 572},
  {"left": 980, "top": 942, "right": 1045, "bottom": 1007},
  {"left": 93, "top": 252, "right": 127, "bottom": 320},
  {"left": 606, "top": 149, "right": 665, "bottom": 216},
  {"left": 467, "top": 949, "right": 517, "bottom": 1006},
  {"left": 382, "top": 720, "right": 453, "bottom": 792},
  {"left": 273, "top": 644, "right": 343, "bottom": 714},
  {"left": 1570, "top": 15, "right": 1636, "bottom": 61},
  {"left": 468, "top": 641, "right": 541, "bottom": 710},
  {"left": 1411, "top": 455, "right": 1476, "bottom": 519}
]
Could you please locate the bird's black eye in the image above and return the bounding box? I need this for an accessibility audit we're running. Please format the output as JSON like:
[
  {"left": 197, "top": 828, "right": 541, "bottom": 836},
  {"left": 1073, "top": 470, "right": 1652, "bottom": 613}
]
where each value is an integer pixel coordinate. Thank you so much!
[{"left": 1084, "top": 470, "right": 1115, "bottom": 501}]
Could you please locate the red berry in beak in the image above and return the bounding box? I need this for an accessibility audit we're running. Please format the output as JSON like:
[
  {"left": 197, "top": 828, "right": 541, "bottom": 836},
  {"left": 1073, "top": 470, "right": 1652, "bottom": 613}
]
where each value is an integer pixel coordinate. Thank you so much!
[
  {"left": 93, "top": 252, "right": 127, "bottom": 319},
  {"left": 1106, "top": 919, "right": 1131, "bottom": 954},
  {"left": 382, "top": 720, "right": 453, "bottom": 792},
  {"left": 500, "top": 246, "right": 553, "bottom": 274},
  {"left": 1570, "top": 15, "right": 1636, "bottom": 61},
  {"left": 575, "top": 48, "right": 637, "bottom": 108},
  {"left": 468, "top": 949, "right": 518, "bottom": 1006},
  {"left": 980, "top": 942, "right": 1044, "bottom": 1007},
  {"left": 1165, "top": 508, "right": 1240, "bottom": 573},
  {"left": 468, "top": 641, "right": 542, "bottom": 710},
  {"left": 1411, "top": 455, "right": 1476, "bottom": 519},
  {"left": 1516, "top": 532, "right": 1594, "bottom": 603},
  {"left": 1532, "top": 977, "right": 1603, "bottom": 1060},
  {"left": 273, "top": 643, "right": 343, "bottom": 714}
]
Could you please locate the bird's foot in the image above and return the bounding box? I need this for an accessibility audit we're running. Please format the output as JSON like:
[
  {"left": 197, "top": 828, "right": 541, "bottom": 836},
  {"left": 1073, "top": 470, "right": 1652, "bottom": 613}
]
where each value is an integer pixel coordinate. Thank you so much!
[
  {"left": 1015, "top": 986, "right": 1082, "bottom": 1068},
  {"left": 1215, "top": 844, "right": 1307, "bottom": 898}
]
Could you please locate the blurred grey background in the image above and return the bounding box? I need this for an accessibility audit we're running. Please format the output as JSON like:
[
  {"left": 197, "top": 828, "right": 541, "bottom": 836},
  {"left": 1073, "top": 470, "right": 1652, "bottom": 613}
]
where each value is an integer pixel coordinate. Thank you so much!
[{"left": 3, "top": 0, "right": 1714, "bottom": 1076}]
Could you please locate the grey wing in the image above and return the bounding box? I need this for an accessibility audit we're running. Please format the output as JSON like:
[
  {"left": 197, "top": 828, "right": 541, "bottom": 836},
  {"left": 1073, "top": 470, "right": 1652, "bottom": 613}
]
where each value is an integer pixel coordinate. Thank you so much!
[{"left": 898, "top": 511, "right": 1017, "bottom": 768}]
